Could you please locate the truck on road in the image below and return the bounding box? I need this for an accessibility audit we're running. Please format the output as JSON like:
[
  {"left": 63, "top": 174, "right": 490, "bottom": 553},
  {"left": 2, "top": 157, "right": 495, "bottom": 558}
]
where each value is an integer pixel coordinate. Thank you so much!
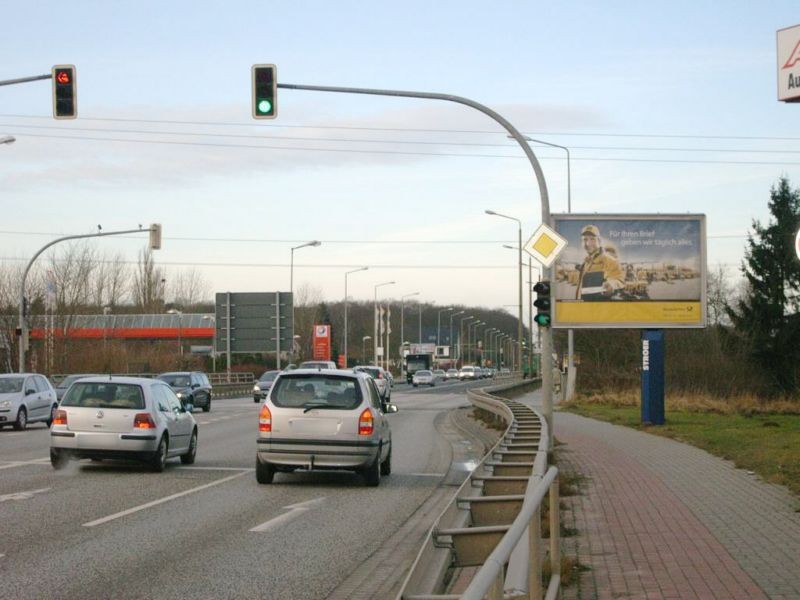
[{"left": 404, "top": 353, "right": 432, "bottom": 384}]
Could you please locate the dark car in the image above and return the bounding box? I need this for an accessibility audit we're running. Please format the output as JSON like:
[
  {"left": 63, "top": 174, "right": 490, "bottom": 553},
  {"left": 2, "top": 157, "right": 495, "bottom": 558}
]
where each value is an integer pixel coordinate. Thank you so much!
[
  {"left": 54, "top": 374, "right": 101, "bottom": 402},
  {"left": 156, "top": 371, "right": 212, "bottom": 412},
  {"left": 253, "top": 370, "right": 280, "bottom": 403}
]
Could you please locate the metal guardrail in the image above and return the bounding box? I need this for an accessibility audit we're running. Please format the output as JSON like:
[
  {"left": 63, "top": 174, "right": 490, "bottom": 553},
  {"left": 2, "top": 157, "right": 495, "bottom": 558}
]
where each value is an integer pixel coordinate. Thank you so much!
[{"left": 398, "top": 378, "right": 560, "bottom": 600}]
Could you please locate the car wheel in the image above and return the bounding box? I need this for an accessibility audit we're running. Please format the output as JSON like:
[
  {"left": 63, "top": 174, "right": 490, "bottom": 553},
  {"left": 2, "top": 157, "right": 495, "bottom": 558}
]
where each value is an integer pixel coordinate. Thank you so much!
[
  {"left": 254, "top": 397, "right": 260, "bottom": 403},
  {"left": 13, "top": 407, "right": 27, "bottom": 431},
  {"left": 45, "top": 404, "right": 57, "bottom": 428},
  {"left": 203, "top": 399, "right": 211, "bottom": 413},
  {"left": 380, "top": 445, "right": 392, "bottom": 476},
  {"left": 363, "top": 452, "right": 381, "bottom": 487},
  {"left": 50, "top": 448, "right": 68, "bottom": 470},
  {"left": 256, "top": 457, "right": 275, "bottom": 484},
  {"left": 181, "top": 429, "right": 198, "bottom": 465},
  {"left": 151, "top": 436, "right": 168, "bottom": 472}
]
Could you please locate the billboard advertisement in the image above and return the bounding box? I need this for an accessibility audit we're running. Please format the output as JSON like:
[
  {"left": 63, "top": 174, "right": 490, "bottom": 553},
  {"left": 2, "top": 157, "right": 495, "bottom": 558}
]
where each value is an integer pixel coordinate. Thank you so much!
[
  {"left": 552, "top": 214, "right": 706, "bottom": 328},
  {"left": 777, "top": 23, "right": 800, "bottom": 102}
]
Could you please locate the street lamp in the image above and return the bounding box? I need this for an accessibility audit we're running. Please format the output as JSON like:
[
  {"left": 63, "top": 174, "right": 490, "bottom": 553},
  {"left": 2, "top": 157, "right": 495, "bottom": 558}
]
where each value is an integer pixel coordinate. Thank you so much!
[
  {"left": 290, "top": 240, "right": 322, "bottom": 360},
  {"left": 0, "top": 136, "right": 15, "bottom": 145},
  {"left": 436, "top": 307, "right": 453, "bottom": 361},
  {"left": 400, "top": 292, "right": 420, "bottom": 358},
  {"left": 362, "top": 335, "right": 372, "bottom": 363},
  {"left": 483, "top": 327, "right": 497, "bottom": 367},
  {"left": 343, "top": 266, "right": 368, "bottom": 368},
  {"left": 374, "top": 281, "right": 395, "bottom": 366},
  {"left": 486, "top": 209, "right": 523, "bottom": 371},
  {"left": 167, "top": 309, "right": 183, "bottom": 365},
  {"left": 458, "top": 315, "right": 475, "bottom": 363},
  {"left": 504, "top": 244, "right": 541, "bottom": 377},
  {"left": 468, "top": 320, "right": 483, "bottom": 363},
  {"left": 448, "top": 310, "right": 464, "bottom": 364}
]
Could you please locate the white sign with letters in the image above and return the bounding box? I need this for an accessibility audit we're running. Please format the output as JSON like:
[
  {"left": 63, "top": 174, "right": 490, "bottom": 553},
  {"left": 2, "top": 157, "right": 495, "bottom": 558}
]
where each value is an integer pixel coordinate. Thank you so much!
[{"left": 777, "top": 24, "right": 800, "bottom": 102}]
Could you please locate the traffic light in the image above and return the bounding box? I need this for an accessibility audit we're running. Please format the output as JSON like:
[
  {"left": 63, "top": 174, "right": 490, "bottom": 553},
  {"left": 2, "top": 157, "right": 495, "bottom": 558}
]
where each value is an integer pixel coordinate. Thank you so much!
[
  {"left": 252, "top": 64, "right": 277, "bottom": 119},
  {"left": 533, "top": 281, "right": 551, "bottom": 327},
  {"left": 52, "top": 65, "right": 77, "bottom": 119},
  {"left": 149, "top": 223, "right": 162, "bottom": 250}
]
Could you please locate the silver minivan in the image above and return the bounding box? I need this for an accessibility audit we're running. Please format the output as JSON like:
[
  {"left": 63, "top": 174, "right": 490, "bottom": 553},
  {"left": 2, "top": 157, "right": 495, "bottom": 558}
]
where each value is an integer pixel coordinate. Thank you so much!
[
  {"left": 0, "top": 373, "right": 58, "bottom": 430},
  {"left": 256, "top": 369, "right": 397, "bottom": 486}
]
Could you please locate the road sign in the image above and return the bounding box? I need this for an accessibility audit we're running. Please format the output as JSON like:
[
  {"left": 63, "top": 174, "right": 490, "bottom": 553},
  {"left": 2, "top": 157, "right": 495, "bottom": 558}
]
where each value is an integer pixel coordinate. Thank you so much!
[
  {"left": 215, "top": 292, "right": 293, "bottom": 353},
  {"left": 524, "top": 224, "right": 568, "bottom": 268},
  {"left": 777, "top": 24, "right": 800, "bottom": 103}
]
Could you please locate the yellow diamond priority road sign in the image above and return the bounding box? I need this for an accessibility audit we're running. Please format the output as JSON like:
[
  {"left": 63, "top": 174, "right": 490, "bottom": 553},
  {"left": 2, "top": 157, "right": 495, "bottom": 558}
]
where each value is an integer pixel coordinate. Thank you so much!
[{"left": 524, "top": 224, "right": 568, "bottom": 267}]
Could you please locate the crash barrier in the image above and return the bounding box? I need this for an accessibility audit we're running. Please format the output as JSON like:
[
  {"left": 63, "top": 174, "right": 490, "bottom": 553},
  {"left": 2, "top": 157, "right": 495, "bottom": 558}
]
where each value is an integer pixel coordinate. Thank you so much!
[
  {"left": 398, "top": 379, "right": 560, "bottom": 600},
  {"left": 208, "top": 372, "right": 255, "bottom": 385},
  {"left": 50, "top": 372, "right": 255, "bottom": 400}
]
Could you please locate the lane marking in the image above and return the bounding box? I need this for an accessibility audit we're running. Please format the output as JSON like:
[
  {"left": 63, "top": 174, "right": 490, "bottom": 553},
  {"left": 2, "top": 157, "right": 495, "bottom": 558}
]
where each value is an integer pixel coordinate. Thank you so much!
[
  {"left": 176, "top": 466, "right": 253, "bottom": 472},
  {"left": 407, "top": 472, "right": 446, "bottom": 477},
  {"left": 83, "top": 471, "right": 246, "bottom": 527},
  {"left": 250, "top": 497, "right": 326, "bottom": 533},
  {"left": 0, "top": 458, "right": 49, "bottom": 471},
  {"left": 0, "top": 487, "right": 51, "bottom": 503}
]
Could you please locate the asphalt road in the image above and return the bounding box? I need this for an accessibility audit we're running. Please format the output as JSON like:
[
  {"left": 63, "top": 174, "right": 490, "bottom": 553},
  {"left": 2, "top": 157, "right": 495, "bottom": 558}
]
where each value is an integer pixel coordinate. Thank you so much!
[{"left": 0, "top": 378, "right": 489, "bottom": 599}]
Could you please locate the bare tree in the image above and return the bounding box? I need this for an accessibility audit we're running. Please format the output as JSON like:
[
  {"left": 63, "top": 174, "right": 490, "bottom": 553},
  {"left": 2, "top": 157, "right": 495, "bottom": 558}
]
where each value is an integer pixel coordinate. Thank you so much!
[
  {"left": 91, "top": 250, "right": 130, "bottom": 309},
  {"left": 132, "top": 248, "right": 166, "bottom": 311},
  {"left": 167, "top": 267, "right": 210, "bottom": 308},
  {"left": 706, "top": 263, "right": 733, "bottom": 326},
  {"left": 294, "top": 283, "right": 324, "bottom": 359}
]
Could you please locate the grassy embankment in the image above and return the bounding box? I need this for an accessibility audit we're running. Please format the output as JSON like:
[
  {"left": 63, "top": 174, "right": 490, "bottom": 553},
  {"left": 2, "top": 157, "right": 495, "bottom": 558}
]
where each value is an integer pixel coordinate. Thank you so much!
[{"left": 561, "top": 391, "right": 800, "bottom": 499}]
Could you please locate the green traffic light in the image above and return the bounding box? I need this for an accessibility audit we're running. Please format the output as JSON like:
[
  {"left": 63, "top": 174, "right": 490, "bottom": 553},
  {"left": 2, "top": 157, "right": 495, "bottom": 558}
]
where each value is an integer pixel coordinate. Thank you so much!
[
  {"left": 534, "top": 314, "right": 551, "bottom": 327},
  {"left": 257, "top": 99, "right": 273, "bottom": 114}
]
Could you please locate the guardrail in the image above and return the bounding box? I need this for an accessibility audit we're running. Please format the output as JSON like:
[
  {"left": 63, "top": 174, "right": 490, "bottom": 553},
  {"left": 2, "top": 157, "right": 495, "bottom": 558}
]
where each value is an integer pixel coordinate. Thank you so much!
[{"left": 398, "top": 378, "right": 560, "bottom": 600}]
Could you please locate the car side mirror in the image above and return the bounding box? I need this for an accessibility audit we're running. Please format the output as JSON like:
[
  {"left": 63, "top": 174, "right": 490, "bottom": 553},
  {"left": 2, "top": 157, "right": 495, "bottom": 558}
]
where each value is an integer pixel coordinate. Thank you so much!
[
  {"left": 191, "top": 383, "right": 200, "bottom": 389},
  {"left": 384, "top": 403, "right": 398, "bottom": 414},
  {"left": 25, "top": 388, "right": 36, "bottom": 396}
]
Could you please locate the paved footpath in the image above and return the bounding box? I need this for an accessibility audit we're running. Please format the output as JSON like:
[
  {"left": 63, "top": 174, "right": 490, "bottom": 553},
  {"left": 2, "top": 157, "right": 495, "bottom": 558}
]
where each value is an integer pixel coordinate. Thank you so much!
[{"left": 516, "top": 390, "right": 800, "bottom": 600}]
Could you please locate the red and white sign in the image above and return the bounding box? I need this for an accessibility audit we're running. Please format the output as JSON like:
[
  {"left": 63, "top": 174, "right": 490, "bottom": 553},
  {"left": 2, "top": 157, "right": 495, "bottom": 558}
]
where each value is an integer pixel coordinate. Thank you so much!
[
  {"left": 312, "top": 324, "right": 331, "bottom": 361},
  {"left": 777, "top": 24, "right": 800, "bottom": 102}
]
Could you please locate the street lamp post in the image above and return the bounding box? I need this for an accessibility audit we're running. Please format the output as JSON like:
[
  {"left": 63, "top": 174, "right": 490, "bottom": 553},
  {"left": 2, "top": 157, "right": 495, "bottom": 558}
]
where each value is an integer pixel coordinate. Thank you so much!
[
  {"left": 1, "top": 136, "right": 15, "bottom": 145},
  {"left": 458, "top": 316, "right": 475, "bottom": 363},
  {"left": 343, "top": 266, "right": 368, "bottom": 368},
  {"left": 17, "top": 225, "right": 159, "bottom": 372},
  {"left": 289, "top": 240, "right": 321, "bottom": 364},
  {"left": 362, "top": 335, "right": 371, "bottom": 363},
  {"left": 486, "top": 210, "right": 523, "bottom": 371},
  {"left": 167, "top": 309, "right": 183, "bottom": 366},
  {"left": 374, "top": 281, "right": 395, "bottom": 365},
  {"left": 448, "top": 310, "right": 464, "bottom": 364},
  {"left": 468, "top": 321, "right": 483, "bottom": 363},
  {"left": 504, "top": 245, "right": 541, "bottom": 377},
  {"left": 484, "top": 327, "right": 497, "bottom": 367},
  {"left": 437, "top": 307, "right": 453, "bottom": 348}
]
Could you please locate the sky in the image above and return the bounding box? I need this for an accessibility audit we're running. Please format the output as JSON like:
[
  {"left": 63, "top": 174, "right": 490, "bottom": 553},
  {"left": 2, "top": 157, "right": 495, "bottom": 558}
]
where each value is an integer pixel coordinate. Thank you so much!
[{"left": 2, "top": 1, "right": 799, "bottom": 317}]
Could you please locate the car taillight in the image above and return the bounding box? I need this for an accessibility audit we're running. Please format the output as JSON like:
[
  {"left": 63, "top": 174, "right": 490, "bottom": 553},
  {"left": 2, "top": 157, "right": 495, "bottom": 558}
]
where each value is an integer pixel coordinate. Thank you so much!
[
  {"left": 53, "top": 409, "right": 67, "bottom": 426},
  {"left": 133, "top": 413, "right": 156, "bottom": 429},
  {"left": 259, "top": 405, "right": 272, "bottom": 432},
  {"left": 359, "top": 408, "right": 374, "bottom": 436}
]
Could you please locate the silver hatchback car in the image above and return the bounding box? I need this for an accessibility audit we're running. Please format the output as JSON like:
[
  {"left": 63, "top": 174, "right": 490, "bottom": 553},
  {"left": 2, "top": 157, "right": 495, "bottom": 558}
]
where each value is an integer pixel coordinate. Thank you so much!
[
  {"left": 50, "top": 376, "right": 198, "bottom": 472},
  {"left": 256, "top": 369, "right": 397, "bottom": 486}
]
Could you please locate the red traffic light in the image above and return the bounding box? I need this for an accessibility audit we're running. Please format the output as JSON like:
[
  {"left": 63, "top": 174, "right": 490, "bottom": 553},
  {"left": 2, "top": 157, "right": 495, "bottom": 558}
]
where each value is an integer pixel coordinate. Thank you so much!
[{"left": 56, "top": 70, "right": 71, "bottom": 85}]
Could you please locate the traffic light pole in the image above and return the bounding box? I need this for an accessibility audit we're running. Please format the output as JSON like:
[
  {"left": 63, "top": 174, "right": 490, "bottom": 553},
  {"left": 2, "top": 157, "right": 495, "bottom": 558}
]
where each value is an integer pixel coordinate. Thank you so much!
[
  {"left": 277, "top": 82, "right": 554, "bottom": 440},
  {"left": 17, "top": 226, "right": 158, "bottom": 373}
]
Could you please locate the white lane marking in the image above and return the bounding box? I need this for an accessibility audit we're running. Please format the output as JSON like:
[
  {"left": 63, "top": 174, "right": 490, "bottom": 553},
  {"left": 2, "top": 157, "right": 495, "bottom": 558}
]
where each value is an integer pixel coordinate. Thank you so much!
[
  {"left": 0, "top": 458, "right": 49, "bottom": 470},
  {"left": 176, "top": 466, "right": 253, "bottom": 472},
  {"left": 250, "top": 497, "right": 326, "bottom": 533},
  {"left": 83, "top": 471, "right": 246, "bottom": 527},
  {"left": 407, "top": 473, "right": 446, "bottom": 477},
  {"left": 0, "top": 487, "right": 51, "bottom": 503}
]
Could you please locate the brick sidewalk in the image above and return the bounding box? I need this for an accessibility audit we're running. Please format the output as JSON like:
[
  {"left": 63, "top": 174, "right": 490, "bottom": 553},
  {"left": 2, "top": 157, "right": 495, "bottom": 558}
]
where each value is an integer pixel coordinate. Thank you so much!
[{"left": 517, "top": 392, "right": 800, "bottom": 599}]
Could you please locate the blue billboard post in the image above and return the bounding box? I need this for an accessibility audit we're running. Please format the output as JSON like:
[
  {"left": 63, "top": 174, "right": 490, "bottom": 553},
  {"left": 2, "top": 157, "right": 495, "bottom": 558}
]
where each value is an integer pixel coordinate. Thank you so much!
[{"left": 641, "top": 329, "right": 665, "bottom": 425}]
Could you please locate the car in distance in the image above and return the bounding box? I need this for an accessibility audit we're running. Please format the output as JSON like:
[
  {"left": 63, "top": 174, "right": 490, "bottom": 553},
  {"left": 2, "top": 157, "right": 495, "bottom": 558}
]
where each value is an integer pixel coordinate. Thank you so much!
[
  {"left": 0, "top": 373, "right": 58, "bottom": 430},
  {"left": 353, "top": 365, "right": 391, "bottom": 401},
  {"left": 50, "top": 376, "right": 197, "bottom": 472},
  {"left": 156, "top": 371, "right": 212, "bottom": 412},
  {"left": 432, "top": 369, "right": 446, "bottom": 381},
  {"left": 459, "top": 366, "right": 479, "bottom": 380},
  {"left": 445, "top": 368, "right": 459, "bottom": 380},
  {"left": 253, "top": 370, "right": 280, "bottom": 403},
  {"left": 412, "top": 369, "right": 436, "bottom": 387},
  {"left": 54, "top": 374, "right": 101, "bottom": 402},
  {"left": 256, "top": 369, "right": 397, "bottom": 486},
  {"left": 297, "top": 360, "right": 337, "bottom": 370}
]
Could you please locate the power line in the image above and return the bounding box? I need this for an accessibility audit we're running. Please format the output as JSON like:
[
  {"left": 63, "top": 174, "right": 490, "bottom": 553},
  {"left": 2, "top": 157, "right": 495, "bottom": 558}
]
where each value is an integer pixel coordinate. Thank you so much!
[
  {"left": 7, "top": 131, "right": 800, "bottom": 166},
  {"left": 2, "top": 113, "right": 798, "bottom": 141}
]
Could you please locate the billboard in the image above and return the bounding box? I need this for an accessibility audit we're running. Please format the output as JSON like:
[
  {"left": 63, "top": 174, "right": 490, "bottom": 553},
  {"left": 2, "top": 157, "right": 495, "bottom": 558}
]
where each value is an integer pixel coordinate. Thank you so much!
[
  {"left": 313, "top": 324, "right": 331, "bottom": 361},
  {"left": 551, "top": 214, "right": 706, "bottom": 328},
  {"left": 777, "top": 24, "right": 800, "bottom": 102}
]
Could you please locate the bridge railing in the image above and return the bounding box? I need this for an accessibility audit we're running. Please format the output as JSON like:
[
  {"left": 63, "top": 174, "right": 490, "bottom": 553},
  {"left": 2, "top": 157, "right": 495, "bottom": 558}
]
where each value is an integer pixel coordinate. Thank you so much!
[{"left": 398, "top": 378, "right": 560, "bottom": 600}]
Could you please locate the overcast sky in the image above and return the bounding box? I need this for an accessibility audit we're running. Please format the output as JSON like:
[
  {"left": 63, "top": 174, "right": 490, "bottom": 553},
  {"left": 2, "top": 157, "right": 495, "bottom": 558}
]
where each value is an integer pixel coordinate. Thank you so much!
[{"left": 2, "top": 1, "right": 799, "bottom": 315}]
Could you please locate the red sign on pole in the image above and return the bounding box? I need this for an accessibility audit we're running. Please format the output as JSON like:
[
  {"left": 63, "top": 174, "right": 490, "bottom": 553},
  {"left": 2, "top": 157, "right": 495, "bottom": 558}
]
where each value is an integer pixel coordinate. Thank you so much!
[{"left": 312, "top": 324, "right": 331, "bottom": 361}]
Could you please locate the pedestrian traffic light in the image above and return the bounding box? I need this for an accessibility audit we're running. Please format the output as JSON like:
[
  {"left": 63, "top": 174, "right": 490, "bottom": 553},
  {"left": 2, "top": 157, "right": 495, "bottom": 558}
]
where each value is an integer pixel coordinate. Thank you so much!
[
  {"left": 533, "top": 281, "right": 551, "bottom": 327},
  {"left": 252, "top": 64, "right": 277, "bottom": 119},
  {"left": 52, "top": 65, "right": 77, "bottom": 119}
]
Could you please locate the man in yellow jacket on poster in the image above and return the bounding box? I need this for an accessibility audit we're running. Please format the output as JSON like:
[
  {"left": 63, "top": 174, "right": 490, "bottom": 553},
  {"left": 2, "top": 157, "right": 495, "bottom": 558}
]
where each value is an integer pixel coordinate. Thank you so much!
[{"left": 575, "top": 225, "right": 624, "bottom": 301}]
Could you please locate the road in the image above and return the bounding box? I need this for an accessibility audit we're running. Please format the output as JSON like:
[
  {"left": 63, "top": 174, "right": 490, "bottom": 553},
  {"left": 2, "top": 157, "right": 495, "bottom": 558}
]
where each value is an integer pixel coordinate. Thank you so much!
[{"left": 0, "top": 378, "right": 489, "bottom": 599}]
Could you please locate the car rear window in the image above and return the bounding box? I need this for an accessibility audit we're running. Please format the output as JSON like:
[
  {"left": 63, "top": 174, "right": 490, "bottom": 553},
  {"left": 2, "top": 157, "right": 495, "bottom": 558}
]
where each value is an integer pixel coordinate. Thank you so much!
[
  {"left": 61, "top": 382, "right": 145, "bottom": 409},
  {"left": 416, "top": 370, "right": 432, "bottom": 376},
  {"left": 259, "top": 371, "right": 279, "bottom": 382},
  {"left": 270, "top": 375, "right": 362, "bottom": 410},
  {"left": 355, "top": 367, "right": 381, "bottom": 378},
  {"left": 158, "top": 374, "right": 190, "bottom": 387}
]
